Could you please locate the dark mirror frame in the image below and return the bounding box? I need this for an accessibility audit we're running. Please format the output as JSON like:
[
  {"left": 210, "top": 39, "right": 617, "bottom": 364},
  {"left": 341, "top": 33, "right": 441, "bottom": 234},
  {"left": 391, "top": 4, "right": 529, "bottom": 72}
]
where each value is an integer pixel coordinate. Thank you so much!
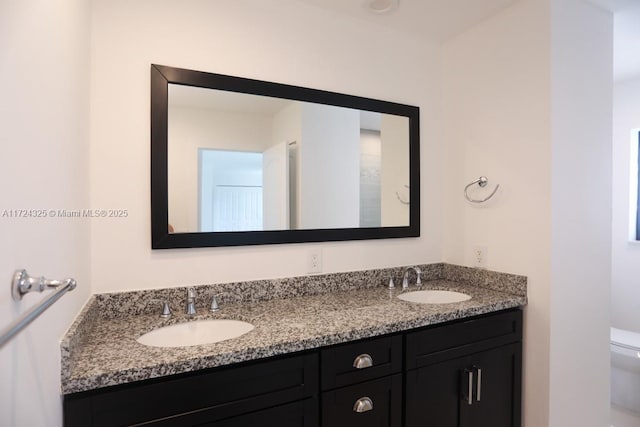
[
  {"left": 151, "top": 64, "right": 420, "bottom": 248},
  {"left": 636, "top": 131, "right": 640, "bottom": 241}
]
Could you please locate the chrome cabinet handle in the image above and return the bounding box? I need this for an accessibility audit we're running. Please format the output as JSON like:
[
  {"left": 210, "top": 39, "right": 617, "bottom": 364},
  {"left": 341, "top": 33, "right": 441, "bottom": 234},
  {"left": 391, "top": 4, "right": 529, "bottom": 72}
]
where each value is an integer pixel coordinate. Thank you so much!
[
  {"left": 353, "top": 353, "right": 373, "bottom": 369},
  {"left": 353, "top": 397, "right": 374, "bottom": 413},
  {"left": 463, "top": 368, "right": 474, "bottom": 405},
  {"left": 475, "top": 367, "right": 482, "bottom": 402}
]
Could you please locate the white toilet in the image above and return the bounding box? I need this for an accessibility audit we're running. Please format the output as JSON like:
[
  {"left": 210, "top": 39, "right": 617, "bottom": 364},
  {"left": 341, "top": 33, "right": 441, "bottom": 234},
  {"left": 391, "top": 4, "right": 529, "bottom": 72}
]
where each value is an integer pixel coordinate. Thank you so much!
[{"left": 611, "top": 327, "right": 640, "bottom": 414}]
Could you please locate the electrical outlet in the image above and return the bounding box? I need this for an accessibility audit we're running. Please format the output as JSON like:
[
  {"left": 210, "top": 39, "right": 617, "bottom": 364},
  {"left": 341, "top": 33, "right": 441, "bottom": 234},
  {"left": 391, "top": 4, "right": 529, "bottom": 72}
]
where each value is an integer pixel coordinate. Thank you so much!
[
  {"left": 473, "top": 245, "right": 488, "bottom": 269},
  {"left": 308, "top": 248, "right": 323, "bottom": 274}
]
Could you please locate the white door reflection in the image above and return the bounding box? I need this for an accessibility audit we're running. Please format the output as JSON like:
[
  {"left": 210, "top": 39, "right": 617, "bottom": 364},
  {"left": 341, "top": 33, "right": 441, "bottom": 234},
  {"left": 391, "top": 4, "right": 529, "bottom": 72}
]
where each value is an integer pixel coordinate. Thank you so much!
[
  {"left": 262, "top": 142, "right": 290, "bottom": 231},
  {"left": 199, "top": 150, "right": 263, "bottom": 232}
]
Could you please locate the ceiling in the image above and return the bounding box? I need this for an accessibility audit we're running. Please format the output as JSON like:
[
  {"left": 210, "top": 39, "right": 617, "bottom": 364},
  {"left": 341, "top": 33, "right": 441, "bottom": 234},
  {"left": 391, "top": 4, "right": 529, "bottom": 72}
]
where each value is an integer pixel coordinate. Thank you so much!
[
  {"left": 170, "top": 84, "right": 384, "bottom": 130},
  {"left": 294, "top": 0, "right": 519, "bottom": 42},
  {"left": 294, "top": 0, "right": 640, "bottom": 82},
  {"left": 169, "top": 84, "right": 290, "bottom": 115}
]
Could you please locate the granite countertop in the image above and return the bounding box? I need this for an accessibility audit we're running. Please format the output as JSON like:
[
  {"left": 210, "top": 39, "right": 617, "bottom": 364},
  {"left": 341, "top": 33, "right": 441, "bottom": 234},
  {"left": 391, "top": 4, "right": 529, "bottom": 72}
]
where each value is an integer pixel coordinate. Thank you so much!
[{"left": 61, "top": 268, "right": 526, "bottom": 395}]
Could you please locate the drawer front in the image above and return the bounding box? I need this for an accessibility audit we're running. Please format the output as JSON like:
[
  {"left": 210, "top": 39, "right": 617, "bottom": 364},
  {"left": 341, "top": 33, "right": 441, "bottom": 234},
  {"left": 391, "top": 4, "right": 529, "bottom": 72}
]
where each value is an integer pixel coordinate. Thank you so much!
[
  {"left": 322, "top": 374, "right": 402, "bottom": 427},
  {"left": 64, "top": 353, "right": 318, "bottom": 427},
  {"left": 406, "top": 309, "right": 522, "bottom": 370},
  {"left": 321, "top": 335, "right": 402, "bottom": 390}
]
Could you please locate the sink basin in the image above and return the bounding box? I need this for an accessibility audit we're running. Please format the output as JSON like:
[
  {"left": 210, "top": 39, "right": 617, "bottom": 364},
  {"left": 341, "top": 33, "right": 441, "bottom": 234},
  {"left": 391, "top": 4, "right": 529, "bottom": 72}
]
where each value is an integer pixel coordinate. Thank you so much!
[
  {"left": 397, "top": 290, "right": 471, "bottom": 304},
  {"left": 137, "top": 319, "right": 254, "bottom": 348}
]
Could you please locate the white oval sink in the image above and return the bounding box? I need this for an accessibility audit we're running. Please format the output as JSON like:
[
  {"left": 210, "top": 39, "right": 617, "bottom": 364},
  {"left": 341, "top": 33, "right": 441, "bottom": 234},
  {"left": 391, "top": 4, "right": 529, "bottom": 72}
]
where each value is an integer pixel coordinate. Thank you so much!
[
  {"left": 137, "top": 319, "right": 254, "bottom": 348},
  {"left": 397, "top": 290, "right": 471, "bottom": 304}
]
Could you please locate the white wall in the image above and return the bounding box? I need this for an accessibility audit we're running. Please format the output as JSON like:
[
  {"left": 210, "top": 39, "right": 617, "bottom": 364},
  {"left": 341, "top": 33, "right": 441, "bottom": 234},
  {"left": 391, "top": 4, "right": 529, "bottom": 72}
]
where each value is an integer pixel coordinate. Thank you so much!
[
  {"left": 380, "top": 114, "right": 410, "bottom": 226},
  {"left": 443, "top": 2, "right": 552, "bottom": 424},
  {"left": 272, "top": 102, "right": 302, "bottom": 228},
  {"left": 299, "top": 103, "right": 360, "bottom": 229},
  {"left": 262, "top": 142, "right": 289, "bottom": 230},
  {"left": 90, "top": 0, "right": 443, "bottom": 291},
  {"left": 0, "top": 0, "right": 91, "bottom": 426},
  {"left": 272, "top": 101, "right": 302, "bottom": 150},
  {"left": 549, "top": 1, "right": 612, "bottom": 425},
  {"left": 612, "top": 76, "right": 640, "bottom": 332},
  {"left": 443, "top": 0, "right": 612, "bottom": 425}
]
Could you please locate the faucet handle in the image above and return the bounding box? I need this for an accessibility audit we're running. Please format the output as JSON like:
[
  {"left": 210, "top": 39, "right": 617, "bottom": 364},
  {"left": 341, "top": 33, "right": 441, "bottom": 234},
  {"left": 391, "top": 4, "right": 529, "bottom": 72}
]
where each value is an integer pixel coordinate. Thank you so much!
[
  {"left": 187, "top": 287, "right": 196, "bottom": 298},
  {"left": 160, "top": 302, "right": 172, "bottom": 318},
  {"left": 149, "top": 299, "right": 172, "bottom": 318},
  {"left": 210, "top": 295, "right": 220, "bottom": 312}
]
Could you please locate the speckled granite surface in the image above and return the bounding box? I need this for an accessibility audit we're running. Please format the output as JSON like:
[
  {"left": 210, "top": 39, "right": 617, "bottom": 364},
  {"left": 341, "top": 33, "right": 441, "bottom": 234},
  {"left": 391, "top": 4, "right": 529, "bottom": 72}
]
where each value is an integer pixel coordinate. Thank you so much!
[
  {"left": 61, "top": 264, "right": 526, "bottom": 395},
  {"left": 89, "top": 263, "right": 446, "bottom": 318}
]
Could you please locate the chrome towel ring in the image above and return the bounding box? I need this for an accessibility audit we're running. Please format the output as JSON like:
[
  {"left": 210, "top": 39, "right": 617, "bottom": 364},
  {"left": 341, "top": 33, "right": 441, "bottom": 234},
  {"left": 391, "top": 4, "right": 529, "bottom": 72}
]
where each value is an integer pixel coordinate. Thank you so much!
[{"left": 464, "top": 176, "right": 499, "bottom": 203}]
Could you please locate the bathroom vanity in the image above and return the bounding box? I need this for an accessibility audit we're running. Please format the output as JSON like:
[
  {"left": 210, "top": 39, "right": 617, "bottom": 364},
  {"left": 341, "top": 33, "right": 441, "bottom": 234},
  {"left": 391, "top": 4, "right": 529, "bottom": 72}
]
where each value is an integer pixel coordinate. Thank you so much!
[
  {"left": 59, "top": 65, "right": 525, "bottom": 427},
  {"left": 61, "top": 264, "right": 526, "bottom": 427}
]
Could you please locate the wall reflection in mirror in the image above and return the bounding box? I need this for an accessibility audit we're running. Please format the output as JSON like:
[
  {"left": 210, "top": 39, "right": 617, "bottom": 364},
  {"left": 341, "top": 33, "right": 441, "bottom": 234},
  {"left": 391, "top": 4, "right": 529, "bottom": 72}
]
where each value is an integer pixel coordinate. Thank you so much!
[{"left": 167, "top": 85, "right": 410, "bottom": 233}]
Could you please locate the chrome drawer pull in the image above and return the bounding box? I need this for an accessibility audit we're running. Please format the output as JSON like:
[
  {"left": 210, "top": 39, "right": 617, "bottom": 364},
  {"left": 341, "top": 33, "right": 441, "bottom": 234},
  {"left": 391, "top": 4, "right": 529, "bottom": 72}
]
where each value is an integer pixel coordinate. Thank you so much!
[
  {"left": 353, "top": 396, "right": 374, "bottom": 413},
  {"left": 463, "top": 368, "right": 473, "bottom": 405},
  {"left": 476, "top": 367, "right": 482, "bottom": 402},
  {"left": 353, "top": 353, "right": 373, "bottom": 369}
]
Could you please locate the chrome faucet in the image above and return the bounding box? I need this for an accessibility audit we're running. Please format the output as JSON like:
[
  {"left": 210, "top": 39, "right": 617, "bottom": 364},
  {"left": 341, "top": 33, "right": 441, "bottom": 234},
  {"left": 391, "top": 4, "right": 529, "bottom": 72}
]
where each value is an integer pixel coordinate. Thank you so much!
[
  {"left": 402, "top": 267, "right": 422, "bottom": 290},
  {"left": 185, "top": 287, "right": 197, "bottom": 316}
]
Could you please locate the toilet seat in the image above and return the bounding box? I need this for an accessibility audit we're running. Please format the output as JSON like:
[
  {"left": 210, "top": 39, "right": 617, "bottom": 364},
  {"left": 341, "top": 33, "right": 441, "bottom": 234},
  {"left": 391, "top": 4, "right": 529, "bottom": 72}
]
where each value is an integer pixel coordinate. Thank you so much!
[
  {"left": 610, "top": 327, "right": 640, "bottom": 411},
  {"left": 611, "top": 327, "right": 640, "bottom": 352}
]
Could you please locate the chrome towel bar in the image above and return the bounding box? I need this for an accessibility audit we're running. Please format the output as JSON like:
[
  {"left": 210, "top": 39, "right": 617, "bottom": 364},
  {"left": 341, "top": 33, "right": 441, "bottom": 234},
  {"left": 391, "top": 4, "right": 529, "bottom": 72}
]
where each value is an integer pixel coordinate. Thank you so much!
[{"left": 0, "top": 269, "right": 76, "bottom": 349}]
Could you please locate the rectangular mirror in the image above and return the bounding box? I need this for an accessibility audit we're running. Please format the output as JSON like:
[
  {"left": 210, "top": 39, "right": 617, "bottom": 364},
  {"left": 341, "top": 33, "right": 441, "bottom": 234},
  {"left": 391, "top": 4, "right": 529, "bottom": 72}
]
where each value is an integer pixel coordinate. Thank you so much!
[{"left": 151, "top": 64, "right": 420, "bottom": 248}]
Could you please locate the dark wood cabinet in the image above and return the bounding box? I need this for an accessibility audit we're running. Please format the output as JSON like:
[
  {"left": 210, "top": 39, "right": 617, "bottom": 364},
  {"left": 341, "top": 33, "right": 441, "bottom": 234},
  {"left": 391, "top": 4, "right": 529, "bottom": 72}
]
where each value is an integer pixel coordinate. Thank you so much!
[
  {"left": 140, "top": 399, "right": 318, "bottom": 427},
  {"left": 64, "top": 309, "right": 522, "bottom": 427},
  {"left": 320, "top": 335, "right": 402, "bottom": 390},
  {"left": 320, "top": 335, "right": 403, "bottom": 427},
  {"left": 459, "top": 344, "right": 522, "bottom": 427},
  {"left": 406, "top": 344, "right": 521, "bottom": 427},
  {"left": 63, "top": 354, "right": 319, "bottom": 427},
  {"left": 322, "top": 374, "right": 402, "bottom": 427},
  {"left": 405, "top": 311, "right": 522, "bottom": 427}
]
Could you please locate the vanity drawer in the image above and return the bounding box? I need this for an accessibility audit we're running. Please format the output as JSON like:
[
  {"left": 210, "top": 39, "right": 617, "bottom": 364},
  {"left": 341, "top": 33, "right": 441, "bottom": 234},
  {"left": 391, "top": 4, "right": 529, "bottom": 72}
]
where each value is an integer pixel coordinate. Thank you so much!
[
  {"left": 321, "top": 374, "right": 402, "bottom": 427},
  {"left": 321, "top": 335, "right": 402, "bottom": 390},
  {"left": 63, "top": 353, "right": 318, "bottom": 427},
  {"left": 406, "top": 309, "right": 522, "bottom": 370}
]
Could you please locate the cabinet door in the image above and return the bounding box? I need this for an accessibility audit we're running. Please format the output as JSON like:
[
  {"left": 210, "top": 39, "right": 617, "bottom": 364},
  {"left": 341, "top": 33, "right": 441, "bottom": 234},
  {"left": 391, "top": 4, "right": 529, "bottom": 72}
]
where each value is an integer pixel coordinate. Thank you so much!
[
  {"left": 406, "top": 355, "right": 468, "bottom": 427},
  {"left": 406, "top": 343, "right": 521, "bottom": 427},
  {"left": 460, "top": 343, "right": 521, "bottom": 427},
  {"left": 64, "top": 353, "right": 318, "bottom": 427}
]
